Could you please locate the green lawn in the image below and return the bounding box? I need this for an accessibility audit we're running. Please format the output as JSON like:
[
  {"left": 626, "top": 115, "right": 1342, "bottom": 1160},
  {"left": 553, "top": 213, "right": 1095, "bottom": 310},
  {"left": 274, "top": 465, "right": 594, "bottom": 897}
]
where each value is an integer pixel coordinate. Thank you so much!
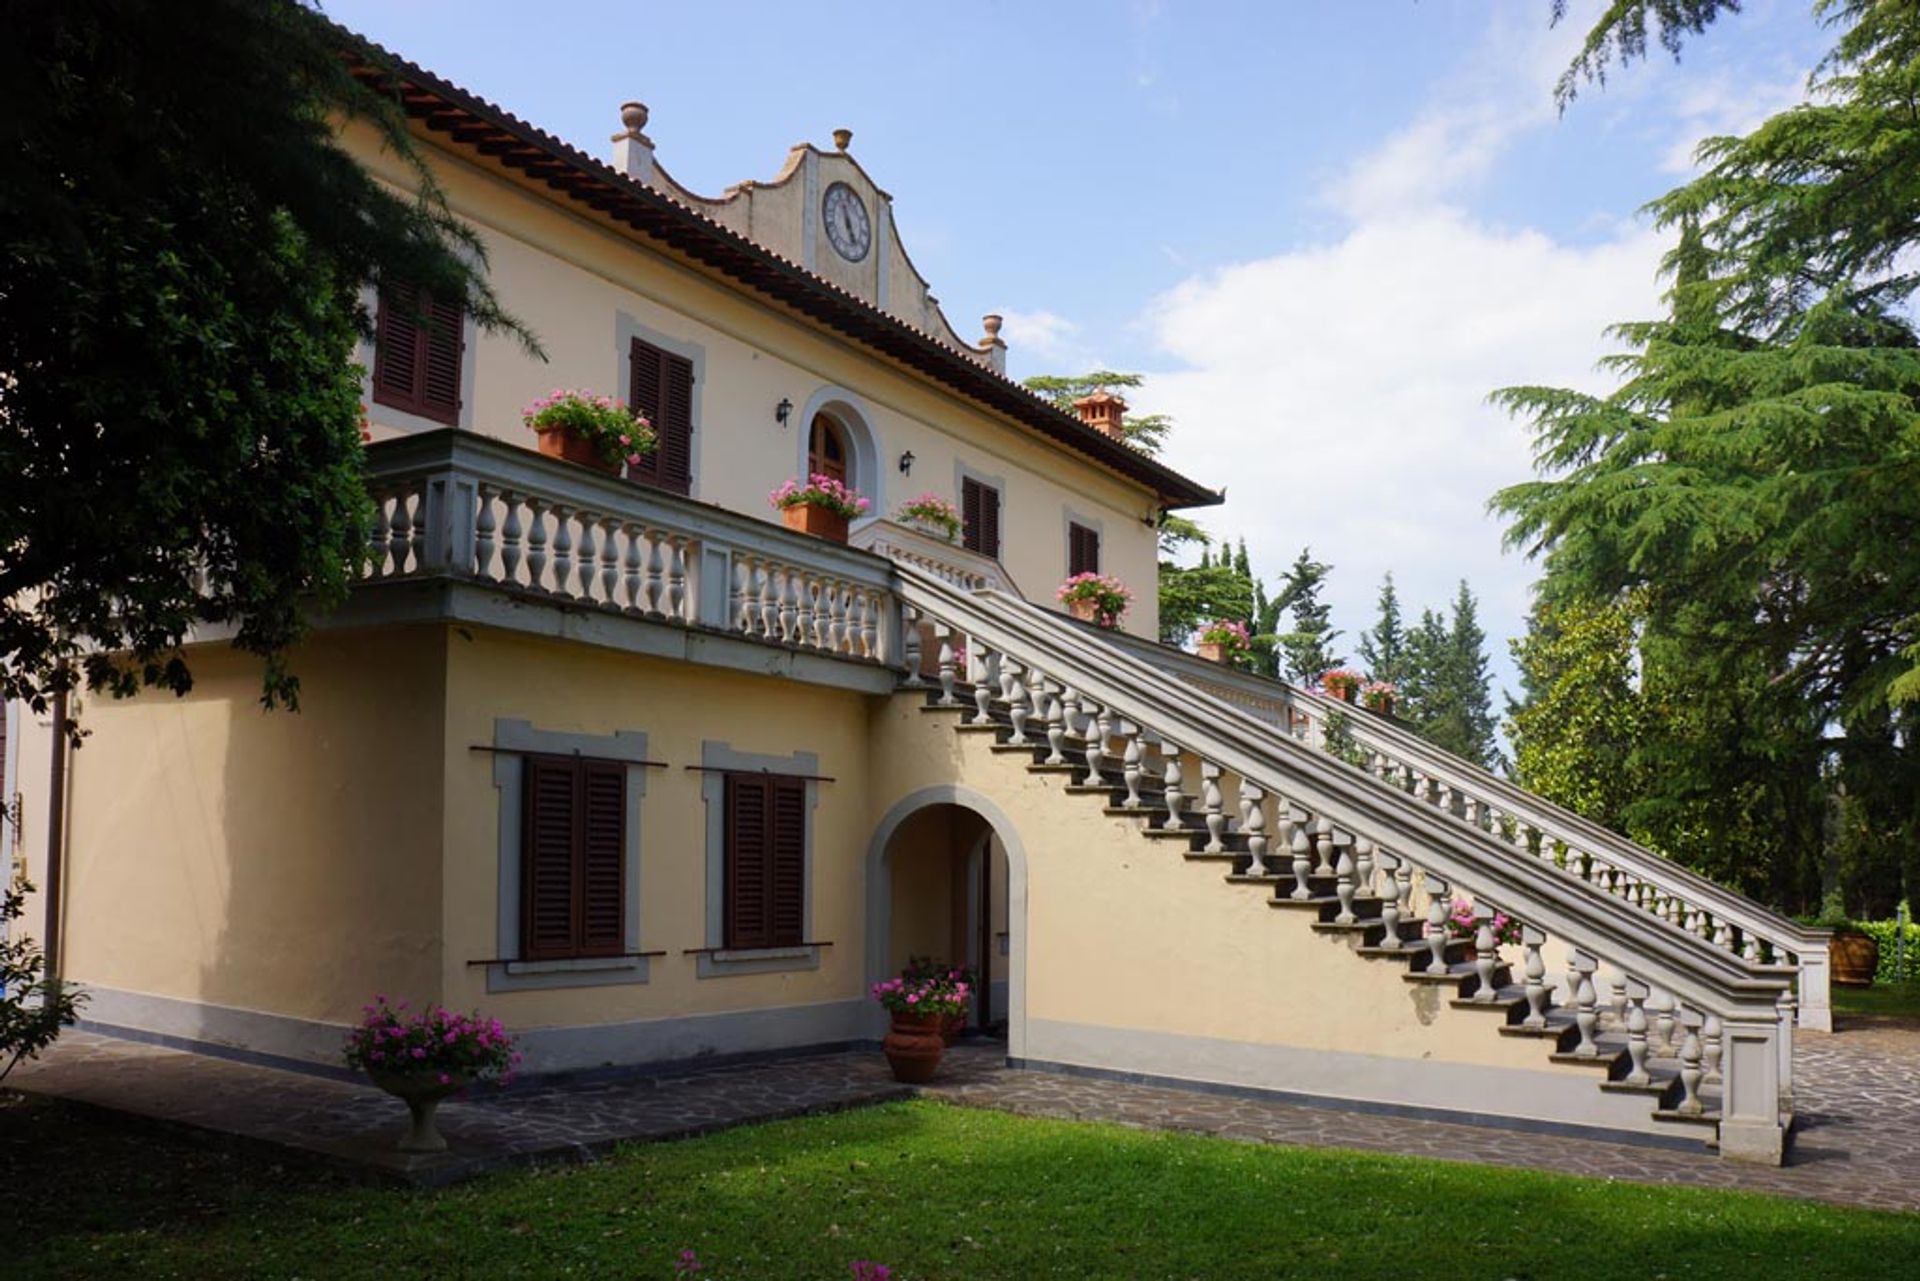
[
  {"left": 1833, "top": 980, "right": 1920, "bottom": 1021},
  {"left": 3, "top": 1092, "right": 1916, "bottom": 1280}
]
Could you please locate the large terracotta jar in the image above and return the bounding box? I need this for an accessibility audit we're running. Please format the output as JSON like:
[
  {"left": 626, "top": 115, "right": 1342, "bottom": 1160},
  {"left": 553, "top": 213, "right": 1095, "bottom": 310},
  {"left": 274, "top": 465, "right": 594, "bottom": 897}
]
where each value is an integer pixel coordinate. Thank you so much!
[
  {"left": 535, "top": 426, "right": 618, "bottom": 475},
  {"left": 882, "top": 1011, "right": 947, "bottom": 1083},
  {"left": 1831, "top": 929, "right": 1880, "bottom": 987},
  {"left": 782, "top": 503, "right": 849, "bottom": 543}
]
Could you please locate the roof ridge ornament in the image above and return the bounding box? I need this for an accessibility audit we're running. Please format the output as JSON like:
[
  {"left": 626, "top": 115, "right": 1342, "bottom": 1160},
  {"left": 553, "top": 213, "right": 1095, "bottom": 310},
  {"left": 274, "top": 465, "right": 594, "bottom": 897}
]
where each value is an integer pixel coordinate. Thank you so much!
[
  {"left": 832, "top": 127, "right": 852, "bottom": 151},
  {"left": 613, "top": 100, "right": 655, "bottom": 185}
]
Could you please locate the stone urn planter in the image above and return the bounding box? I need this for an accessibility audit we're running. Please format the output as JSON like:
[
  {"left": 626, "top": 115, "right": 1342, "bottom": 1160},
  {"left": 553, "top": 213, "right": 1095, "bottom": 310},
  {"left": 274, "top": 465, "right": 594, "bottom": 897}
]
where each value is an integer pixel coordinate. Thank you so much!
[
  {"left": 534, "top": 426, "right": 619, "bottom": 474},
  {"left": 1831, "top": 929, "right": 1880, "bottom": 988},
  {"left": 882, "top": 1012, "right": 947, "bottom": 1083},
  {"left": 782, "top": 503, "right": 849, "bottom": 543},
  {"left": 368, "top": 1070, "right": 469, "bottom": 1154}
]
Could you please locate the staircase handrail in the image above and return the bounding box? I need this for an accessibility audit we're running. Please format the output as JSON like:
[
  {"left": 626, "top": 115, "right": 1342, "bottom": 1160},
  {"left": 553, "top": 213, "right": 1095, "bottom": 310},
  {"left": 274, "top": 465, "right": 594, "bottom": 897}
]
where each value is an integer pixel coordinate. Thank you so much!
[{"left": 897, "top": 566, "right": 1788, "bottom": 1022}]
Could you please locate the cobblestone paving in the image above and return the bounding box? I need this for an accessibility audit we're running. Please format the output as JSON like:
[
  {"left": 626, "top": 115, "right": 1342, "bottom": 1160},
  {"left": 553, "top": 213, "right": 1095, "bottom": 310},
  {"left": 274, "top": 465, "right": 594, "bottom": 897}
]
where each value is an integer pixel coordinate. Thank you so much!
[{"left": 13, "top": 1020, "right": 1919, "bottom": 1209}]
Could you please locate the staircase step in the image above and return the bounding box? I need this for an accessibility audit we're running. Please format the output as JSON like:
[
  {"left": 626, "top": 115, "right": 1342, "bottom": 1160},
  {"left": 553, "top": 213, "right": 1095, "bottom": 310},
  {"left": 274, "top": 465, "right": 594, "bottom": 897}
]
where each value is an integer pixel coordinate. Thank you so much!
[
  {"left": 1227, "top": 873, "right": 1286, "bottom": 886},
  {"left": 1651, "top": 1107, "right": 1721, "bottom": 1129},
  {"left": 1548, "top": 1048, "right": 1627, "bottom": 1070},
  {"left": 1183, "top": 850, "right": 1242, "bottom": 864}
]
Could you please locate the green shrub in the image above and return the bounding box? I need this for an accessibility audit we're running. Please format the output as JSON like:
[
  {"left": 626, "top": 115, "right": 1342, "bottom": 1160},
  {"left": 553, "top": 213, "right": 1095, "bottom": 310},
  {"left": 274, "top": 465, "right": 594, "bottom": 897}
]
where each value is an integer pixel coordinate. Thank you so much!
[{"left": 1851, "top": 917, "right": 1920, "bottom": 985}]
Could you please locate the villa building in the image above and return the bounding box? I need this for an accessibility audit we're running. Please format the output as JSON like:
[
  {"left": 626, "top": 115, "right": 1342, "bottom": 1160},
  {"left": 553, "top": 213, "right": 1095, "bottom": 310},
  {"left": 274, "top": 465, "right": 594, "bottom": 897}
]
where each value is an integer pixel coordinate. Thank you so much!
[{"left": 0, "top": 32, "right": 1828, "bottom": 1164}]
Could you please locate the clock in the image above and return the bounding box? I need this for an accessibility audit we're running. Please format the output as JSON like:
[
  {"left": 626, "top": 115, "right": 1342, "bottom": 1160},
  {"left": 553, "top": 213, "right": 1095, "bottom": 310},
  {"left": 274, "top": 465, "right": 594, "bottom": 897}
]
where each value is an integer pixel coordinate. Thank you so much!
[{"left": 822, "top": 182, "right": 871, "bottom": 262}]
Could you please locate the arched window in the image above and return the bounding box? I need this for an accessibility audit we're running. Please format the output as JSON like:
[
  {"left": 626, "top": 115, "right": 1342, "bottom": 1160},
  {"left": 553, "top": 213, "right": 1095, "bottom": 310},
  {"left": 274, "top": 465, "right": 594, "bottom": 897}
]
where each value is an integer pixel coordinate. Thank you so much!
[{"left": 808, "top": 413, "right": 850, "bottom": 486}]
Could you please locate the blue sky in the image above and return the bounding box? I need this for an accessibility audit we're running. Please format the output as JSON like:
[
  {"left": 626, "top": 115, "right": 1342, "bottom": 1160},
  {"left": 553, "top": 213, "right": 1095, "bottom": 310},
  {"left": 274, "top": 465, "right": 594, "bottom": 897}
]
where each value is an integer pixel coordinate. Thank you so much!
[{"left": 327, "top": 0, "right": 1829, "bottom": 711}]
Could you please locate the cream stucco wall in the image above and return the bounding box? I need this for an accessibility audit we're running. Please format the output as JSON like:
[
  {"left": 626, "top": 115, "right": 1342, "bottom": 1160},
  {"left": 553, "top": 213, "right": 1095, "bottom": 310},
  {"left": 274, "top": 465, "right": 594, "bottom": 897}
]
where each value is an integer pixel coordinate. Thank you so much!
[
  {"left": 14, "top": 629, "right": 447, "bottom": 1035},
  {"left": 342, "top": 120, "right": 1165, "bottom": 639}
]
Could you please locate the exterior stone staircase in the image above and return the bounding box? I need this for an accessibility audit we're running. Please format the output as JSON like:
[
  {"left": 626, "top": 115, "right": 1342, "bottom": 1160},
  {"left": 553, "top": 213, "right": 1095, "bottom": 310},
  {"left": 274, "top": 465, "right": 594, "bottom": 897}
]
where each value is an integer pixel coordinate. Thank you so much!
[{"left": 892, "top": 564, "right": 1799, "bottom": 1162}]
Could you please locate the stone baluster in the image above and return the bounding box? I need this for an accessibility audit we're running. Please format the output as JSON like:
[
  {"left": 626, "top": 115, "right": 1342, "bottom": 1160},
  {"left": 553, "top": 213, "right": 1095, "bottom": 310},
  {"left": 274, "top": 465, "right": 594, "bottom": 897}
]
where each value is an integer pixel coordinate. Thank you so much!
[
  {"left": 1376, "top": 849, "right": 1402, "bottom": 943},
  {"left": 1470, "top": 905, "right": 1498, "bottom": 1001},
  {"left": 1200, "top": 762, "right": 1227, "bottom": 853},
  {"left": 1332, "top": 838, "right": 1357, "bottom": 925},
  {"left": 899, "top": 605, "right": 924, "bottom": 684},
  {"left": 1311, "top": 816, "right": 1336, "bottom": 876},
  {"left": 1290, "top": 821, "right": 1320, "bottom": 902},
  {"left": 409, "top": 488, "right": 429, "bottom": 570},
  {"left": 621, "top": 522, "right": 646, "bottom": 612},
  {"left": 1059, "top": 685, "right": 1083, "bottom": 745},
  {"left": 1005, "top": 660, "right": 1032, "bottom": 746},
  {"left": 1119, "top": 721, "right": 1144, "bottom": 806},
  {"left": 1085, "top": 702, "right": 1114, "bottom": 786},
  {"left": 549, "top": 504, "right": 575, "bottom": 596},
  {"left": 386, "top": 490, "right": 415, "bottom": 575},
  {"left": 1045, "top": 681, "right": 1072, "bottom": 767},
  {"left": 936, "top": 628, "right": 960, "bottom": 705},
  {"left": 649, "top": 534, "right": 672, "bottom": 618},
  {"left": 1741, "top": 932, "right": 1761, "bottom": 964},
  {"left": 795, "top": 573, "right": 817, "bottom": 646},
  {"left": 524, "top": 498, "right": 550, "bottom": 590},
  {"left": 1353, "top": 838, "right": 1375, "bottom": 901},
  {"left": 1675, "top": 1009, "right": 1705, "bottom": 1113},
  {"left": 1393, "top": 855, "right": 1414, "bottom": 943},
  {"left": 572, "top": 514, "right": 598, "bottom": 600},
  {"left": 667, "top": 537, "right": 689, "bottom": 621},
  {"left": 773, "top": 566, "right": 796, "bottom": 642},
  {"left": 974, "top": 650, "right": 1001, "bottom": 725},
  {"left": 1424, "top": 876, "right": 1452, "bottom": 973},
  {"left": 1702, "top": 1013, "right": 1724, "bottom": 1085},
  {"left": 1650, "top": 988, "right": 1677, "bottom": 1059},
  {"left": 1623, "top": 980, "right": 1652, "bottom": 1085},
  {"left": 1571, "top": 952, "right": 1600, "bottom": 1057},
  {"left": 859, "top": 590, "right": 879, "bottom": 658},
  {"left": 474, "top": 485, "right": 499, "bottom": 577},
  {"left": 1241, "top": 782, "right": 1268, "bottom": 875},
  {"left": 1521, "top": 927, "right": 1549, "bottom": 1028},
  {"left": 1713, "top": 920, "right": 1734, "bottom": 953},
  {"left": 1609, "top": 973, "right": 1629, "bottom": 1033},
  {"left": 1161, "top": 743, "right": 1186, "bottom": 828},
  {"left": 499, "top": 491, "right": 525, "bottom": 586}
]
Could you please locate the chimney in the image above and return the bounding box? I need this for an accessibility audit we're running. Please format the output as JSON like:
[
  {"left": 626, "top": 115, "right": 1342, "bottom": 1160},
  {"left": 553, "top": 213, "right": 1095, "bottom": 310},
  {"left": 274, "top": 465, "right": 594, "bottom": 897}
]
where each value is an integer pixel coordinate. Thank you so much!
[
  {"left": 1072, "top": 389, "right": 1127, "bottom": 442},
  {"left": 612, "top": 101, "right": 655, "bottom": 185}
]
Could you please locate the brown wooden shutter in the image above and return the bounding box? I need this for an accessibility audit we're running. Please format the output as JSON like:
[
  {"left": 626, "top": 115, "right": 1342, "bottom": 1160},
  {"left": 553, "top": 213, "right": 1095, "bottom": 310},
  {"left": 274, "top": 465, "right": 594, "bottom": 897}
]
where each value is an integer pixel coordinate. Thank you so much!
[
  {"left": 769, "top": 778, "right": 807, "bottom": 947},
  {"left": 372, "top": 282, "right": 463, "bottom": 426},
  {"left": 962, "top": 477, "right": 1001, "bottom": 558},
  {"left": 724, "top": 775, "right": 772, "bottom": 949},
  {"left": 628, "top": 337, "right": 694, "bottom": 495},
  {"left": 372, "top": 284, "right": 422, "bottom": 411},
  {"left": 521, "top": 756, "right": 580, "bottom": 960},
  {"left": 1069, "top": 522, "right": 1100, "bottom": 576},
  {"left": 579, "top": 761, "right": 627, "bottom": 955}
]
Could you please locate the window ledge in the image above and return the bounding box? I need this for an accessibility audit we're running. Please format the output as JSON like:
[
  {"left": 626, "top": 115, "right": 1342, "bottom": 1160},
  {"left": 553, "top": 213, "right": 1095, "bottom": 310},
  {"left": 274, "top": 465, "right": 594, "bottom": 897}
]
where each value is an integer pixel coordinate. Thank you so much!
[
  {"left": 696, "top": 943, "right": 821, "bottom": 978},
  {"left": 503, "top": 956, "right": 643, "bottom": 976}
]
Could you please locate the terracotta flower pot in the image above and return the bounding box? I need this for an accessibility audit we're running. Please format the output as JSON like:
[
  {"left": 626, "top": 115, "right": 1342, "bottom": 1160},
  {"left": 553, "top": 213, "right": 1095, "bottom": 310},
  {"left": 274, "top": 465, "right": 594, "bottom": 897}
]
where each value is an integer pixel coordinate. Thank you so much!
[
  {"left": 882, "top": 1011, "right": 947, "bottom": 1083},
  {"left": 1365, "top": 697, "right": 1396, "bottom": 717},
  {"left": 1831, "top": 930, "right": 1880, "bottom": 988},
  {"left": 368, "top": 1069, "right": 469, "bottom": 1153},
  {"left": 1197, "top": 641, "right": 1227, "bottom": 664},
  {"left": 940, "top": 1011, "right": 967, "bottom": 1046},
  {"left": 1066, "top": 597, "right": 1101, "bottom": 624},
  {"left": 782, "top": 503, "right": 850, "bottom": 543},
  {"left": 534, "top": 425, "right": 619, "bottom": 474}
]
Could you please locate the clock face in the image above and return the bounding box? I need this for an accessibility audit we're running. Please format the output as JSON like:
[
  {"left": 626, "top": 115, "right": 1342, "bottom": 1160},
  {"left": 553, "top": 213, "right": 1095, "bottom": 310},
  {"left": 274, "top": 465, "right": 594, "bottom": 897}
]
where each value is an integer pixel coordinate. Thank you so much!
[{"left": 822, "top": 182, "right": 871, "bottom": 262}]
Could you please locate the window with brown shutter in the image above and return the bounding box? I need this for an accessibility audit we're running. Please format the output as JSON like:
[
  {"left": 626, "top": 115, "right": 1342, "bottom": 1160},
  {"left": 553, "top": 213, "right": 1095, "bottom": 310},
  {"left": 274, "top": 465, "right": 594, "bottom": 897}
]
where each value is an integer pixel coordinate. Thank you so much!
[
  {"left": 1068, "top": 521, "right": 1100, "bottom": 576},
  {"left": 628, "top": 337, "right": 695, "bottom": 495},
  {"left": 520, "top": 755, "right": 627, "bottom": 960},
  {"left": 372, "top": 282, "right": 464, "bottom": 425},
  {"left": 723, "top": 773, "right": 806, "bottom": 950},
  {"left": 961, "top": 476, "right": 1001, "bottom": 558}
]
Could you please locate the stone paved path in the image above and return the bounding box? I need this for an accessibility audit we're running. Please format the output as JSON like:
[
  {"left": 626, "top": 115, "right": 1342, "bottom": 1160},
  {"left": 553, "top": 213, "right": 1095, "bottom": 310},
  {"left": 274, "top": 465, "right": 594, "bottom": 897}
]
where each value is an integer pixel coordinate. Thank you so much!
[{"left": 12, "top": 1019, "right": 1919, "bottom": 1210}]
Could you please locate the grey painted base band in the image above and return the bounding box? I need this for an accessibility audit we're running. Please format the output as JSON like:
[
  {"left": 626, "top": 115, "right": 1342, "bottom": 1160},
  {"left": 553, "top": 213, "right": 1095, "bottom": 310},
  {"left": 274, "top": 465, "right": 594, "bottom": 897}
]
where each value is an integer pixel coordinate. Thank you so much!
[
  {"left": 1021, "top": 1017, "right": 1708, "bottom": 1152},
  {"left": 70, "top": 985, "right": 873, "bottom": 1081},
  {"left": 1005, "top": 1053, "right": 1707, "bottom": 1155}
]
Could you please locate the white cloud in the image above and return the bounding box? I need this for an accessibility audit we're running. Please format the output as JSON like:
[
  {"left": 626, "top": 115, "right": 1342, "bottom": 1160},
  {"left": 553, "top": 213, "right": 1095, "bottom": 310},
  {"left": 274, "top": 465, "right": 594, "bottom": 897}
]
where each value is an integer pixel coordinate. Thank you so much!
[
  {"left": 1142, "top": 209, "right": 1666, "bottom": 698},
  {"left": 1657, "top": 70, "right": 1808, "bottom": 173},
  {"left": 997, "top": 308, "right": 1105, "bottom": 377}
]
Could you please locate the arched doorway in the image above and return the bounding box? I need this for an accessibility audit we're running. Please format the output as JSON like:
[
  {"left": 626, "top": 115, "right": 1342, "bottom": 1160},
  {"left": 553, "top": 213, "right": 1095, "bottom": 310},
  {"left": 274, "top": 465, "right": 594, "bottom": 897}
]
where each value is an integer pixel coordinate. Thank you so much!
[
  {"left": 866, "top": 791, "right": 1026, "bottom": 1048},
  {"left": 808, "top": 413, "right": 850, "bottom": 486}
]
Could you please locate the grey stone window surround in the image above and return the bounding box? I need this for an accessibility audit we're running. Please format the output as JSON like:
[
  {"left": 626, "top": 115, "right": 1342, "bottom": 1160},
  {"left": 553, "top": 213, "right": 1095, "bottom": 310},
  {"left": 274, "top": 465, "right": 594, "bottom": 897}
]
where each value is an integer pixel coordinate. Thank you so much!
[
  {"left": 954, "top": 460, "right": 1007, "bottom": 560},
  {"left": 1063, "top": 508, "right": 1104, "bottom": 576},
  {"left": 487, "top": 718, "right": 652, "bottom": 993},
  {"left": 614, "top": 310, "right": 706, "bottom": 497},
  {"left": 698, "top": 740, "right": 822, "bottom": 977}
]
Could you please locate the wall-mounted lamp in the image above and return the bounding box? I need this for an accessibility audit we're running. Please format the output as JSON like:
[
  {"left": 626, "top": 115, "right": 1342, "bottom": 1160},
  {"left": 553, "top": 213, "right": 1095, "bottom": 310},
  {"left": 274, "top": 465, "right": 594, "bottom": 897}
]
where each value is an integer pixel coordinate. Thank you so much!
[
  {"left": 898, "top": 450, "right": 916, "bottom": 475},
  {"left": 775, "top": 397, "right": 793, "bottom": 428}
]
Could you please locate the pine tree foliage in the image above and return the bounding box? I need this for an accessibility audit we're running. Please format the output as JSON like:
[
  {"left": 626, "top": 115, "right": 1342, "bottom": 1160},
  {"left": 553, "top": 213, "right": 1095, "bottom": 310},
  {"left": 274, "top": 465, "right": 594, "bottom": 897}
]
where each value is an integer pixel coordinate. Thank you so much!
[
  {"left": 1357, "top": 574, "right": 1408, "bottom": 687},
  {"left": 1552, "top": 0, "right": 1742, "bottom": 105},
  {"left": 0, "top": 1, "right": 535, "bottom": 715},
  {"left": 1396, "top": 584, "right": 1501, "bottom": 769},
  {"left": 1269, "top": 548, "right": 1344, "bottom": 686},
  {"left": 1499, "top": 0, "right": 1920, "bottom": 914}
]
